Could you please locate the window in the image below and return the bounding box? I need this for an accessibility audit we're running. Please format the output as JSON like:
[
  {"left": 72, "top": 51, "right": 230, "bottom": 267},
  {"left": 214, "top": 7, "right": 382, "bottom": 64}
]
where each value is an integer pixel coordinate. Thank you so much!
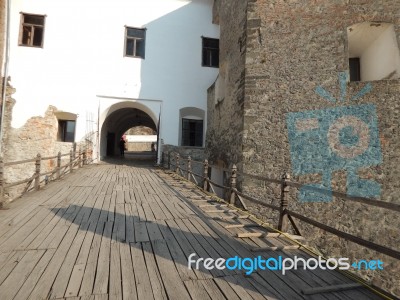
[
  {"left": 125, "top": 27, "right": 146, "bottom": 58},
  {"left": 349, "top": 57, "right": 361, "bottom": 82},
  {"left": 202, "top": 37, "right": 219, "bottom": 67},
  {"left": 19, "top": 13, "right": 45, "bottom": 47},
  {"left": 347, "top": 22, "right": 400, "bottom": 81},
  {"left": 182, "top": 119, "right": 203, "bottom": 147},
  {"left": 58, "top": 120, "right": 76, "bottom": 142}
]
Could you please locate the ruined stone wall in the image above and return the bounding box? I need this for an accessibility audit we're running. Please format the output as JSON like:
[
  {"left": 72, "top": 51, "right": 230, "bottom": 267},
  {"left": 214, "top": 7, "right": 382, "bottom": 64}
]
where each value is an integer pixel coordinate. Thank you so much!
[
  {"left": 240, "top": 0, "right": 400, "bottom": 296},
  {"left": 205, "top": 0, "right": 248, "bottom": 170},
  {"left": 1, "top": 83, "right": 79, "bottom": 200}
]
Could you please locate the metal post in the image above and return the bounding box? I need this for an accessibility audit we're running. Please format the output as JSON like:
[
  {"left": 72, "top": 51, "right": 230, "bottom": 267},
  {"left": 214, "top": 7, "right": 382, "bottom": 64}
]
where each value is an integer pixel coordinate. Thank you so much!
[
  {"left": 34, "top": 154, "right": 41, "bottom": 191},
  {"left": 175, "top": 153, "right": 180, "bottom": 174},
  {"left": 69, "top": 150, "right": 73, "bottom": 173},
  {"left": 203, "top": 159, "right": 209, "bottom": 191},
  {"left": 187, "top": 156, "right": 192, "bottom": 181},
  {"left": 278, "top": 173, "right": 290, "bottom": 232},
  {"left": 230, "top": 164, "right": 237, "bottom": 205},
  {"left": 57, "top": 151, "right": 61, "bottom": 179}
]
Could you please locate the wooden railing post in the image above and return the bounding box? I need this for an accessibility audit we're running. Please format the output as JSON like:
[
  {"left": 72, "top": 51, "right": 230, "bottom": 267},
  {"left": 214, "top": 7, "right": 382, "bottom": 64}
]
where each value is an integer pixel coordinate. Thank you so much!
[
  {"left": 57, "top": 151, "right": 61, "bottom": 179},
  {"left": 69, "top": 150, "right": 73, "bottom": 173},
  {"left": 83, "top": 149, "right": 87, "bottom": 166},
  {"left": 0, "top": 157, "right": 6, "bottom": 209},
  {"left": 278, "top": 172, "right": 290, "bottom": 232},
  {"left": 187, "top": 156, "right": 192, "bottom": 181},
  {"left": 230, "top": 164, "right": 237, "bottom": 205},
  {"left": 79, "top": 149, "right": 83, "bottom": 168},
  {"left": 168, "top": 152, "right": 171, "bottom": 170},
  {"left": 175, "top": 153, "right": 180, "bottom": 174},
  {"left": 34, "top": 154, "right": 41, "bottom": 191},
  {"left": 203, "top": 159, "right": 209, "bottom": 191}
]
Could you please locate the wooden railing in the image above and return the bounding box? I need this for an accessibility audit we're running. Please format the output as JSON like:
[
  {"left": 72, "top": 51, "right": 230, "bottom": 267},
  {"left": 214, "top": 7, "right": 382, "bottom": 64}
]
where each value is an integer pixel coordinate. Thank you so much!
[
  {"left": 0, "top": 146, "right": 95, "bottom": 203},
  {"left": 161, "top": 151, "right": 400, "bottom": 261}
]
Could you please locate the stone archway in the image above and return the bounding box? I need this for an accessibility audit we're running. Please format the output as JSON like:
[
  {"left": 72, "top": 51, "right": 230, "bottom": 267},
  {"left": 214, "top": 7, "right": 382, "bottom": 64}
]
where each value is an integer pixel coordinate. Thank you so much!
[{"left": 100, "top": 103, "right": 157, "bottom": 158}]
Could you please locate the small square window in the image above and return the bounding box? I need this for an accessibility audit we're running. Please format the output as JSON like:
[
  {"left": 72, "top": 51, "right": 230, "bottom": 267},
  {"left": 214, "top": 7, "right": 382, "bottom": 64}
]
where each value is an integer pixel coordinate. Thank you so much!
[
  {"left": 349, "top": 57, "right": 361, "bottom": 82},
  {"left": 182, "top": 119, "right": 203, "bottom": 147},
  {"left": 125, "top": 27, "right": 146, "bottom": 59},
  {"left": 58, "top": 120, "right": 76, "bottom": 142},
  {"left": 19, "top": 13, "right": 46, "bottom": 48},
  {"left": 202, "top": 37, "right": 219, "bottom": 68}
]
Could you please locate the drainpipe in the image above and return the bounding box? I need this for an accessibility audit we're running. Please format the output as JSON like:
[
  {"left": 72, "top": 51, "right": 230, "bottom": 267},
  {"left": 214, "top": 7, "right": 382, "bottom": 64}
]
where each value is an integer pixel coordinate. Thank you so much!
[{"left": 0, "top": 0, "right": 11, "bottom": 155}]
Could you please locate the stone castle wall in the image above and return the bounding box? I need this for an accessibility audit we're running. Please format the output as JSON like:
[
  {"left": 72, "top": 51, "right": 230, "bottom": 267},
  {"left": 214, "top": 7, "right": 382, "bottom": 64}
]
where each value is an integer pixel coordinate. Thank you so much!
[
  {"left": 209, "top": 0, "right": 400, "bottom": 296},
  {"left": 205, "top": 0, "right": 247, "bottom": 170}
]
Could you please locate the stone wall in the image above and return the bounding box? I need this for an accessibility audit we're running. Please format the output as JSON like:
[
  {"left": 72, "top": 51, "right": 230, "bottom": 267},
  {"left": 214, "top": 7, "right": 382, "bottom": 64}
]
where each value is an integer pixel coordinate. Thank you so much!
[
  {"left": 205, "top": 0, "right": 247, "bottom": 170},
  {"left": 209, "top": 0, "right": 400, "bottom": 296},
  {"left": 1, "top": 82, "right": 84, "bottom": 200}
]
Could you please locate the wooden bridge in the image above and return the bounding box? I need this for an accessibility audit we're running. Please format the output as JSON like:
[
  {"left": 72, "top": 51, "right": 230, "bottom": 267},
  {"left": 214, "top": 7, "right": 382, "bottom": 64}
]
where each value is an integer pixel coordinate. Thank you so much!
[{"left": 0, "top": 160, "right": 387, "bottom": 299}]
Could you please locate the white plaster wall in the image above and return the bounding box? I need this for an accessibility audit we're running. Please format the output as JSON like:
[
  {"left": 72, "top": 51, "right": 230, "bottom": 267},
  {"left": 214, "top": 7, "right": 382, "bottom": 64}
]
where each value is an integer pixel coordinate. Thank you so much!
[
  {"left": 8, "top": 0, "right": 219, "bottom": 150},
  {"left": 360, "top": 25, "right": 400, "bottom": 81}
]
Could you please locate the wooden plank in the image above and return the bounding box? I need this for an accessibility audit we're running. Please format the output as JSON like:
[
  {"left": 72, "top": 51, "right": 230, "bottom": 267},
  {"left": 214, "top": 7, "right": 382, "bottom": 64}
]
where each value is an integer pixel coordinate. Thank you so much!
[
  {"left": 112, "top": 203, "right": 126, "bottom": 242},
  {"left": 142, "top": 241, "right": 168, "bottom": 300},
  {"left": 119, "top": 242, "right": 137, "bottom": 300},
  {"left": 27, "top": 220, "right": 81, "bottom": 300},
  {"left": 130, "top": 242, "right": 155, "bottom": 300},
  {"left": 302, "top": 283, "right": 363, "bottom": 295},
  {"left": 50, "top": 221, "right": 90, "bottom": 299},
  {"left": 93, "top": 221, "right": 113, "bottom": 295},
  {"left": 109, "top": 243, "right": 122, "bottom": 299},
  {"left": 0, "top": 249, "right": 45, "bottom": 300},
  {"left": 225, "top": 224, "right": 262, "bottom": 229},
  {"left": 151, "top": 239, "right": 191, "bottom": 299},
  {"left": 213, "top": 277, "right": 241, "bottom": 300},
  {"left": 64, "top": 264, "right": 86, "bottom": 298},
  {"left": 184, "top": 280, "right": 212, "bottom": 300},
  {"left": 200, "top": 279, "right": 227, "bottom": 299},
  {"left": 125, "top": 204, "right": 135, "bottom": 243},
  {"left": 251, "top": 245, "right": 300, "bottom": 252},
  {"left": 203, "top": 209, "right": 237, "bottom": 213}
]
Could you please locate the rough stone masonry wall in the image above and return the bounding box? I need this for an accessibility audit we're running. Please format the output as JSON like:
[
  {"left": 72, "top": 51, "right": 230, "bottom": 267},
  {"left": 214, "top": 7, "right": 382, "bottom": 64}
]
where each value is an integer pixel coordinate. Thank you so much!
[
  {"left": 240, "top": 0, "right": 400, "bottom": 296},
  {"left": 205, "top": 0, "right": 248, "bottom": 171}
]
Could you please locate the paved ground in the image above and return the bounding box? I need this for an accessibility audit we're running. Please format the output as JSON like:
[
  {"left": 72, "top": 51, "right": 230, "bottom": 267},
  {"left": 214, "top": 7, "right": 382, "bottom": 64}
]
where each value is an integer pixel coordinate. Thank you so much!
[{"left": 0, "top": 160, "right": 384, "bottom": 299}]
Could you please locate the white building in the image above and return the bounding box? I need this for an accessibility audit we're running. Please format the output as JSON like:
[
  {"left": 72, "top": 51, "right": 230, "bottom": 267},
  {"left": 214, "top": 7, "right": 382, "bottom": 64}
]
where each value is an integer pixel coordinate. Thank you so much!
[{"left": 4, "top": 0, "right": 219, "bottom": 160}]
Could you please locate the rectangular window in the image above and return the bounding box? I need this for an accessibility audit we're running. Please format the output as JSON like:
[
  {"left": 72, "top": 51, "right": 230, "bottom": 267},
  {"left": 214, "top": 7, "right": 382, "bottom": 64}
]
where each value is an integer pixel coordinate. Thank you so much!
[
  {"left": 19, "top": 13, "right": 46, "bottom": 47},
  {"left": 202, "top": 37, "right": 219, "bottom": 68},
  {"left": 58, "top": 120, "right": 76, "bottom": 142},
  {"left": 349, "top": 57, "right": 361, "bottom": 82},
  {"left": 182, "top": 119, "right": 203, "bottom": 147},
  {"left": 125, "top": 27, "right": 146, "bottom": 58}
]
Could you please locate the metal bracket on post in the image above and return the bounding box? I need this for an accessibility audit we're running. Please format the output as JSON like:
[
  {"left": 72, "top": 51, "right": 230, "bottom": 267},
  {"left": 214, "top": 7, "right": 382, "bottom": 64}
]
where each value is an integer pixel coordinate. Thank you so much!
[
  {"left": 34, "top": 154, "right": 41, "bottom": 191},
  {"left": 278, "top": 172, "right": 290, "bottom": 232},
  {"left": 230, "top": 164, "right": 237, "bottom": 205},
  {"left": 203, "top": 159, "right": 209, "bottom": 191},
  {"left": 187, "top": 156, "right": 192, "bottom": 181}
]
